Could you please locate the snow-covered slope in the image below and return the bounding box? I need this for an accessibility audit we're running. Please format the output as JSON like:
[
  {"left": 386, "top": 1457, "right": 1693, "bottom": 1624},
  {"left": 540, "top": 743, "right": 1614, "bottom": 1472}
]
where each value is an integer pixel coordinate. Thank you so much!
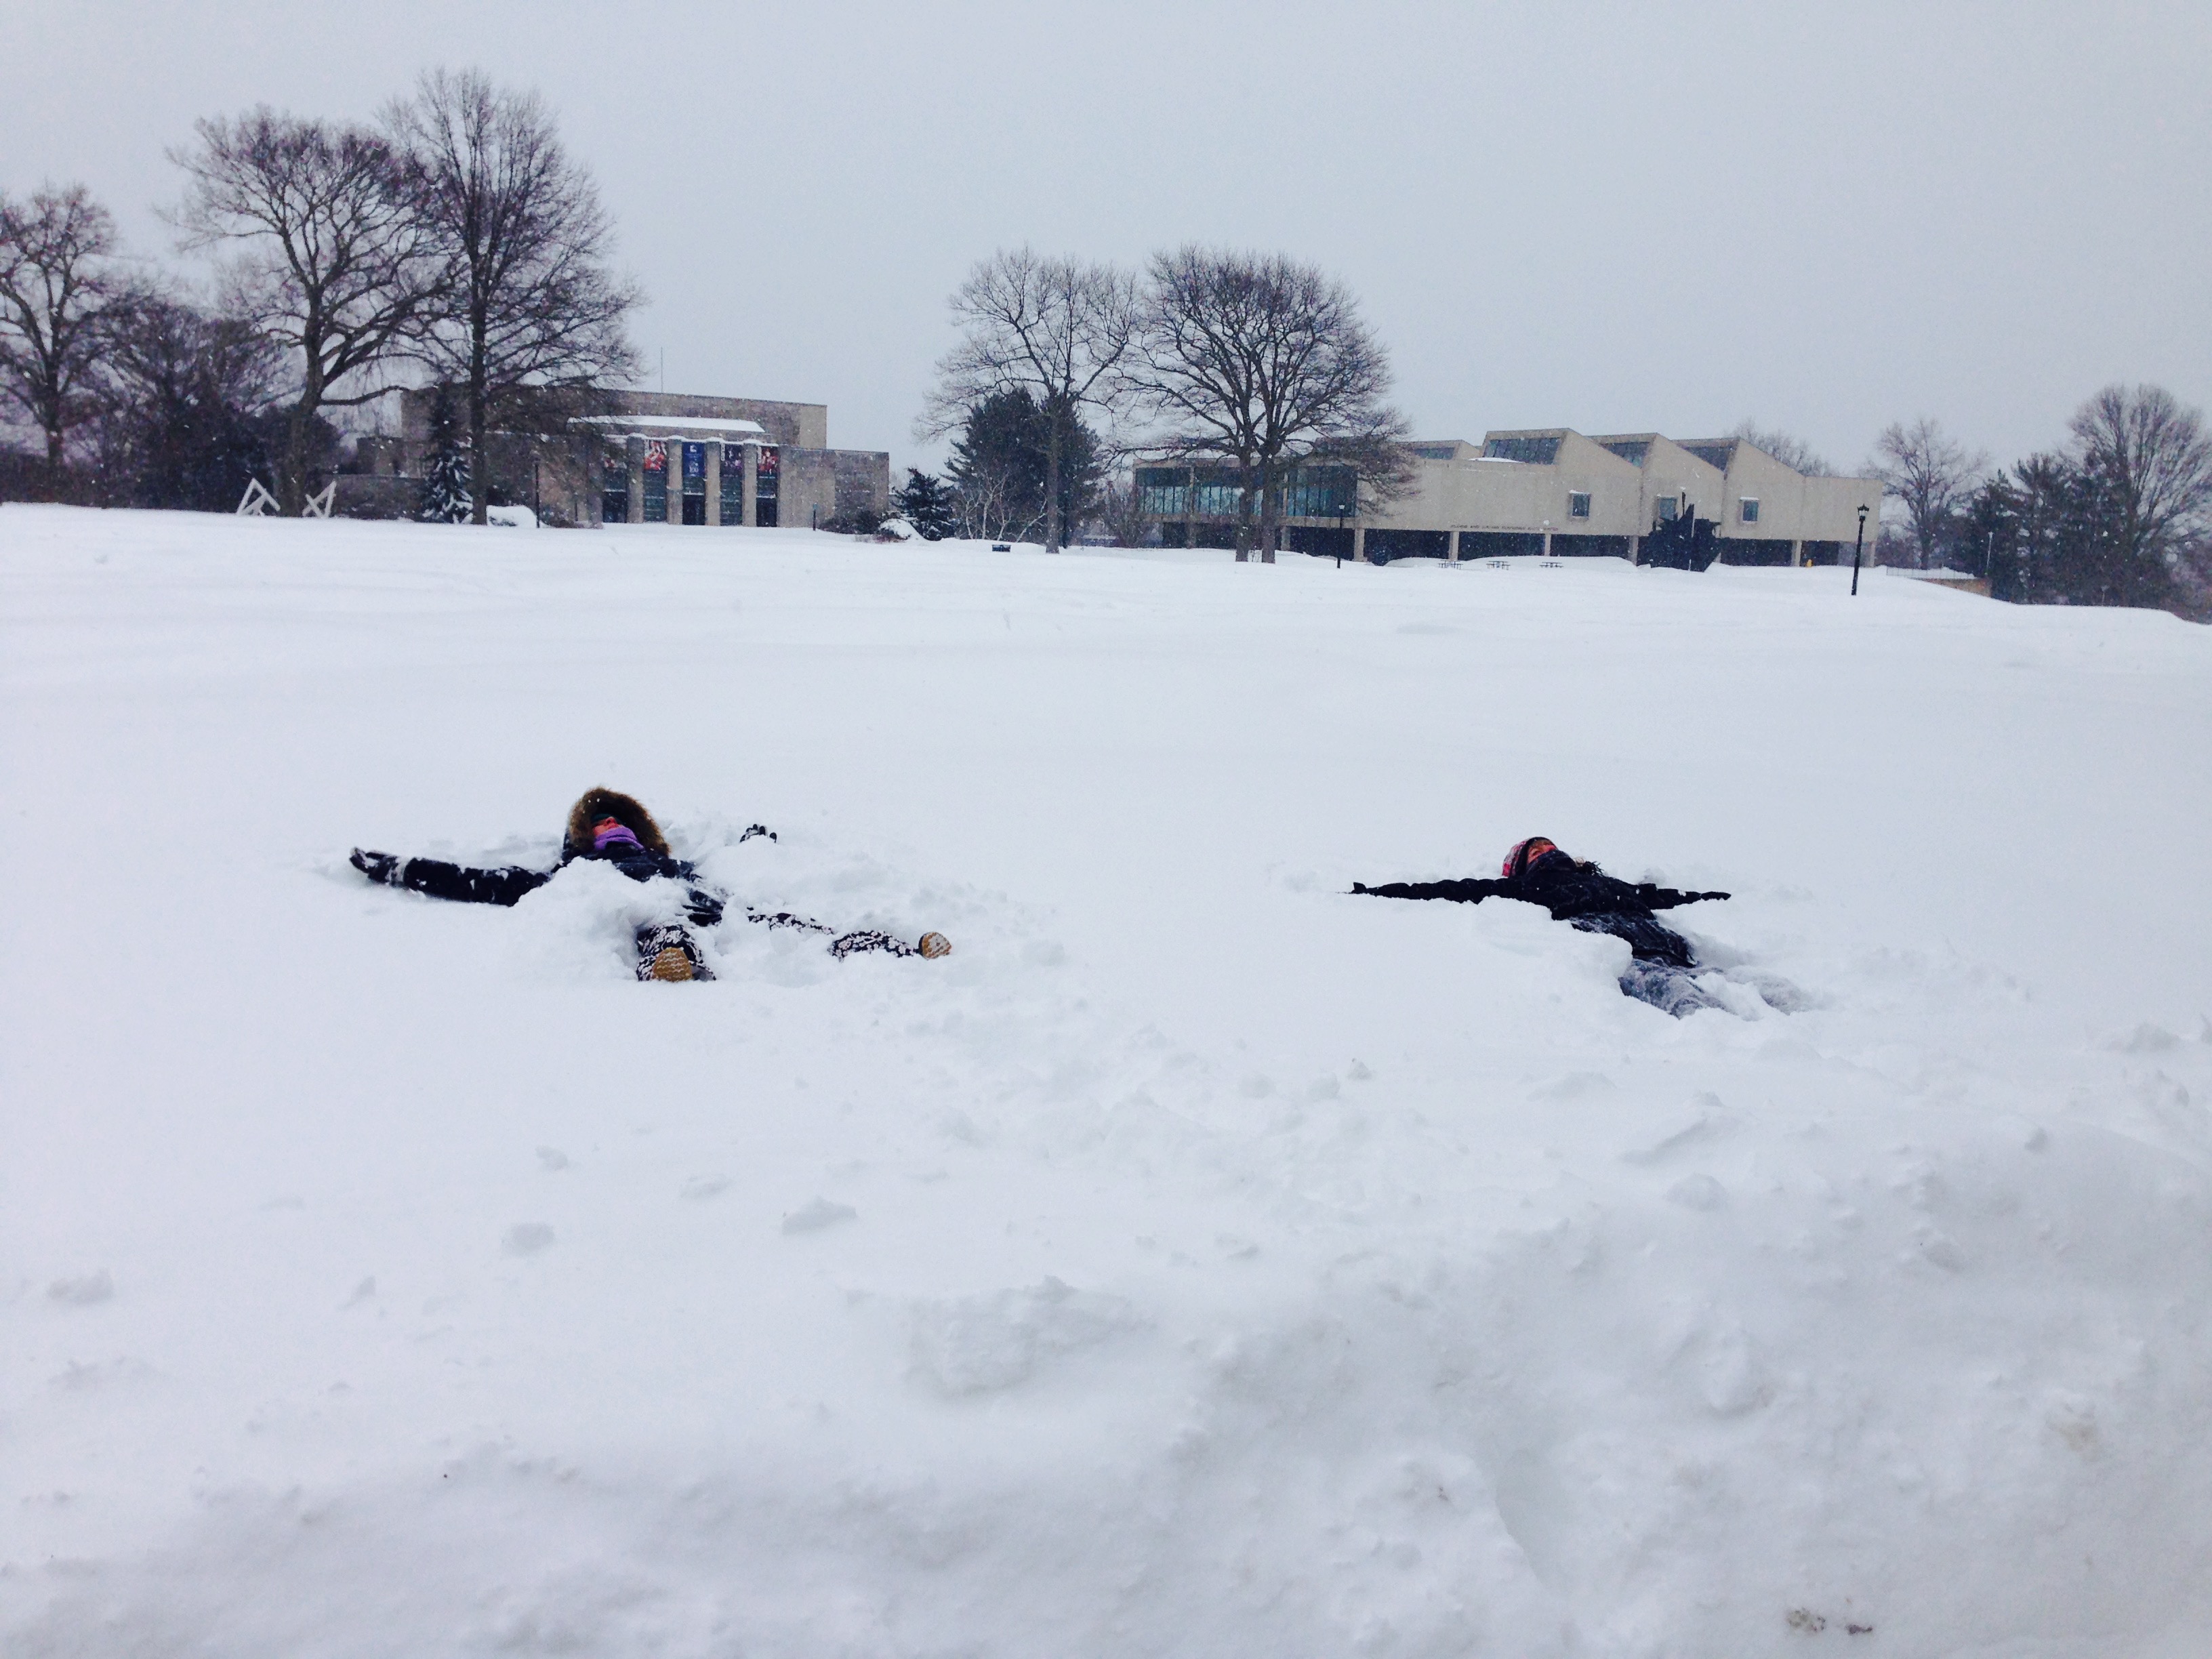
[{"left": 5, "top": 505, "right": 2211, "bottom": 1658}]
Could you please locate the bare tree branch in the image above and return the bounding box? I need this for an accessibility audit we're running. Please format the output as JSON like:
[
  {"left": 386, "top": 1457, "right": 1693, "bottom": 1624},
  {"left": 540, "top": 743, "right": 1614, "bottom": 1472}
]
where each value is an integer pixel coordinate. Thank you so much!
[
  {"left": 1130, "top": 247, "right": 1408, "bottom": 562},
  {"left": 1868, "top": 417, "right": 1987, "bottom": 568},
  {"left": 169, "top": 107, "right": 440, "bottom": 513},
  {"left": 921, "top": 248, "right": 1137, "bottom": 552},
  {"left": 385, "top": 68, "right": 642, "bottom": 524},
  {"left": 2066, "top": 384, "right": 2212, "bottom": 607},
  {"left": 0, "top": 184, "right": 126, "bottom": 479},
  {"left": 1728, "top": 419, "right": 1832, "bottom": 476}
]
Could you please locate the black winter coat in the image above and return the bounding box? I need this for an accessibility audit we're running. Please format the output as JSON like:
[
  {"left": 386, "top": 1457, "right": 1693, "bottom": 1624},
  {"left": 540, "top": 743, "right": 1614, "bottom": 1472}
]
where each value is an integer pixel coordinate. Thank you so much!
[
  {"left": 397, "top": 844, "right": 725, "bottom": 926},
  {"left": 1353, "top": 863, "right": 1728, "bottom": 968}
]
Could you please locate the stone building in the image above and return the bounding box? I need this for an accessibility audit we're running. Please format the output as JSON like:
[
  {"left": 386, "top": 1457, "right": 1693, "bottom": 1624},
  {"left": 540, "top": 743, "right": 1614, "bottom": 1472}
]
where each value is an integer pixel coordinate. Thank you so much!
[
  {"left": 1135, "top": 428, "right": 1882, "bottom": 565},
  {"left": 371, "top": 389, "right": 889, "bottom": 529}
]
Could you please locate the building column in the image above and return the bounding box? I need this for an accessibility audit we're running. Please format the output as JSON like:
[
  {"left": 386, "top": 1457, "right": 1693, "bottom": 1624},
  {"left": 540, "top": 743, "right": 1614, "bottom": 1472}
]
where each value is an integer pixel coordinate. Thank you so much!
[
  {"left": 626, "top": 436, "right": 646, "bottom": 525},
  {"left": 1448, "top": 530, "right": 1461, "bottom": 562},
  {"left": 704, "top": 441, "right": 722, "bottom": 527},
  {"left": 1629, "top": 535, "right": 1641, "bottom": 565},
  {"left": 1542, "top": 529, "right": 1553, "bottom": 557},
  {"left": 741, "top": 443, "right": 759, "bottom": 527},
  {"left": 1352, "top": 525, "right": 1368, "bottom": 563},
  {"left": 1792, "top": 538, "right": 1804, "bottom": 567}
]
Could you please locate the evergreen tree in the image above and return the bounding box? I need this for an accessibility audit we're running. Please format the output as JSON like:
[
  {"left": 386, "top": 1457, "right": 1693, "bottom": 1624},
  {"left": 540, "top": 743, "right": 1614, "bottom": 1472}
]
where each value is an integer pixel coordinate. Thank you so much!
[
  {"left": 894, "top": 468, "right": 958, "bottom": 539},
  {"left": 417, "top": 388, "right": 471, "bottom": 523},
  {"left": 945, "top": 389, "right": 1100, "bottom": 544}
]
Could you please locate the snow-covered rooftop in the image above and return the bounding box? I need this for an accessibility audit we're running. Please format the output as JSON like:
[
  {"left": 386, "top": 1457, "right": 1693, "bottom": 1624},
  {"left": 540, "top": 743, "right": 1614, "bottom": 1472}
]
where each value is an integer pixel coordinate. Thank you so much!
[{"left": 573, "top": 414, "right": 770, "bottom": 439}]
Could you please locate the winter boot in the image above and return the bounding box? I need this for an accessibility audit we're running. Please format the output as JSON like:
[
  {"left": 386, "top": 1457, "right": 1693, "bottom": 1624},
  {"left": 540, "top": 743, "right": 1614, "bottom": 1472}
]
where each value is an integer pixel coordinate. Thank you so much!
[{"left": 636, "top": 923, "right": 714, "bottom": 983}]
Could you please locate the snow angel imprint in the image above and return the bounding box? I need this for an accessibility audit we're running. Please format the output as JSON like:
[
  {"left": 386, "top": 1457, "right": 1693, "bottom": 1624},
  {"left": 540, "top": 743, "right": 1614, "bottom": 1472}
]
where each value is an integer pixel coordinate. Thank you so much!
[
  {"left": 1353, "top": 836, "right": 1732, "bottom": 1016},
  {"left": 350, "top": 787, "right": 951, "bottom": 982}
]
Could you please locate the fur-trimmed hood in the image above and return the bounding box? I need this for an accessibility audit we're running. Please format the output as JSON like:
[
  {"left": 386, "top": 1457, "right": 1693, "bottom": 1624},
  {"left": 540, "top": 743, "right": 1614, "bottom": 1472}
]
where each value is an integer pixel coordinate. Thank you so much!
[{"left": 563, "top": 787, "right": 671, "bottom": 861}]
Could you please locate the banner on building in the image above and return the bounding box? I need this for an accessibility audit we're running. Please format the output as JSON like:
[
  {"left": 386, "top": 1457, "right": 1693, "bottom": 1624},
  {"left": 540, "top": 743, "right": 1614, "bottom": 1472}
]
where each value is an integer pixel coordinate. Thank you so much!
[{"left": 643, "top": 440, "right": 667, "bottom": 472}]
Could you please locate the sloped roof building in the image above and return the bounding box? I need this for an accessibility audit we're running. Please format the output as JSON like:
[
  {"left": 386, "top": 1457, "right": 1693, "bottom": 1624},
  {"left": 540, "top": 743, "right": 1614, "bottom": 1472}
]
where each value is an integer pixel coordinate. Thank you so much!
[{"left": 1136, "top": 428, "right": 1881, "bottom": 565}]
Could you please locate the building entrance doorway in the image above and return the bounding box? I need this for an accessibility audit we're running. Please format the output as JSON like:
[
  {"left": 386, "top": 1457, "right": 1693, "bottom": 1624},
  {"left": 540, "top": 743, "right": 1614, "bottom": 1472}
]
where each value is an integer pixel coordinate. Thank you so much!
[{"left": 680, "top": 443, "right": 707, "bottom": 525}]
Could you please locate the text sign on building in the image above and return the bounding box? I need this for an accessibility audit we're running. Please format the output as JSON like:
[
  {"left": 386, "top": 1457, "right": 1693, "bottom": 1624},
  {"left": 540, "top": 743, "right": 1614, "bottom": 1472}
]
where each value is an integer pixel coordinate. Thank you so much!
[{"left": 682, "top": 443, "right": 705, "bottom": 480}]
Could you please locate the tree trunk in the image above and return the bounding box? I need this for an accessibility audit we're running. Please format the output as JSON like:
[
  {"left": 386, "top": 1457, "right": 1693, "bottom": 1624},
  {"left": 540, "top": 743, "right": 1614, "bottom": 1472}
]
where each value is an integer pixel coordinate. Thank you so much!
[
  {"left": 1258, "top": 461, "right": 1280, "bottom": 564},
  {"left": 468, "top": 317, "right": 490, "bottom": 526},
  {"left": 1043, "top": 411, "right": 1063, "bottom": 553},
  {"left": 1234, "top": 466, "right": 1256, "bottom": 562},
  {"left": 279, "top": 401, "right": 312, "bottom": 516}
]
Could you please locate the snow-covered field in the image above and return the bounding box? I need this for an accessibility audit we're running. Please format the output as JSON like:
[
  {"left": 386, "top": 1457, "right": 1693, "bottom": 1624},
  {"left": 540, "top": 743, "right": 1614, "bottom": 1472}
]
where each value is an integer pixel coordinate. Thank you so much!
[{"left": 5, "top": 504, "right": 2211, "bottom": 1658}]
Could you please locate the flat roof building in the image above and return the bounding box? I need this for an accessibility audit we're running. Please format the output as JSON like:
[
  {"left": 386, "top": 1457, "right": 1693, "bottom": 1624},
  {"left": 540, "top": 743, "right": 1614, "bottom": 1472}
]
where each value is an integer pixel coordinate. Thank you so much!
[
  {"left": 366, "top": 389, "right": 889, "bottom": 530},
  {"left": 1136, "top": 429, "right": 1882, "bottom": 566}
]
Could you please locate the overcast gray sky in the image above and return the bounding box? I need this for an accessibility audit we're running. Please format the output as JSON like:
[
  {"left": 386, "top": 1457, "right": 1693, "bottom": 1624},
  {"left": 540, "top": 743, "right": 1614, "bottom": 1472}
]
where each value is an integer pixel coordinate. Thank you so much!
[{"left": 5, "top": 1, "right": 2206, "bottom": 478}]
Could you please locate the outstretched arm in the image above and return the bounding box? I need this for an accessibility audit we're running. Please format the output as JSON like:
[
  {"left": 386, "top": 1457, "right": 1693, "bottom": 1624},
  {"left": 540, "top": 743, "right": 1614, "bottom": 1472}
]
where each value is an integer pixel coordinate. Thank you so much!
[
  {"left": 352, "top": 848, "right": 552, "bottom": 907},
  {"left": 1351, "top": 878, "right": 1511, "bottom": 904},
  {"left": 1635, "top": 884, "right": 1732, "bottom": 911}
]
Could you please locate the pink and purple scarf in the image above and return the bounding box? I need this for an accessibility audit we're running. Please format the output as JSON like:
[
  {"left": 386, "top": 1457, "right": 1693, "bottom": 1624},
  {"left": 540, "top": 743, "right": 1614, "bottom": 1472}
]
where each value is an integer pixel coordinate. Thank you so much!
[{"left": 592, "top": 815, "right": 645, "bottom": 855}]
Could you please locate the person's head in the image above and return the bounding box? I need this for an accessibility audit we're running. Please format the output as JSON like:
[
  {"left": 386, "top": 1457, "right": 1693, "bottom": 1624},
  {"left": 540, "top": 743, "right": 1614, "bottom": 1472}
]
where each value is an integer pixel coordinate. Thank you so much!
[
  {"left": 565, "top": 787, "right": 670, "bottom": 861},
  {"left": 592, "top": 814, "right": 644, "bottom": 854},
  {"left": 1502, "top": 836, "right": 1576, "bottom": 879}
]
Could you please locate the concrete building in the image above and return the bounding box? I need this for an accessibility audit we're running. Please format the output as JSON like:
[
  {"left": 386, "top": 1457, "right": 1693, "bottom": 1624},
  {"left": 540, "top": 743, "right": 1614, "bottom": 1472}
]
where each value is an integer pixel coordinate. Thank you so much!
[
  {"left": 361, "top": 389, "right": 890, "bottom": 529},
  {"left": 1136, "top": 428, "right": 1881, "bottom": 565}
]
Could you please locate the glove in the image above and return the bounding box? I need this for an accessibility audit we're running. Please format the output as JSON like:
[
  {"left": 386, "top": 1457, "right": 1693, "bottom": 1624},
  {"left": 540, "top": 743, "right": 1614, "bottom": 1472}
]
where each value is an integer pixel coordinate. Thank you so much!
[
  {"left": 350, "top": 848, "right": 402, "bottom": 886},
  {"left": 737, "top": 823, "right": 777, "bottom": 843},
  {"left": 684, "top": 889, "right": 726, "bottom": 927}
]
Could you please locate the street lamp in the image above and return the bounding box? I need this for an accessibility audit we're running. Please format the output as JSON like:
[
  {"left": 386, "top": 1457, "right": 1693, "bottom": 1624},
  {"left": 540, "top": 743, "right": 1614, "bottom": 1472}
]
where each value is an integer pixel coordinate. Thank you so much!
[{"left": 1851, "top": 503, "right": 1870, "bottom": 596}]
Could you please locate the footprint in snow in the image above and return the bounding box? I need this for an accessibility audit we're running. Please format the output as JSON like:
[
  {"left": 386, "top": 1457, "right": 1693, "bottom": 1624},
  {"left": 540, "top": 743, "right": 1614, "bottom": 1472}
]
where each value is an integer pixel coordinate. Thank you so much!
[
  {"left": 502, "top": 1223, "right": 555, "bottom": 1256},
  {"left": 782, "top": 1197, "right": 857, "bottom": 1235},
  {"left": 48, "top": 1270, "right": 114, "bottom": 1307}
]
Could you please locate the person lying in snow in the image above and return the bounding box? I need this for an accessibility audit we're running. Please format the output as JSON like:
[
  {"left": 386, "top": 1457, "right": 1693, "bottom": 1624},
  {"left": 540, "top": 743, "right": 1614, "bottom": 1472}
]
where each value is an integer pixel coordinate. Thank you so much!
[
  {"left": 350, "top": 787, "right": 951, "bottom": 983},
  {"left": 1353, "top": 836, "right": 1731, "bottom": 1017}
]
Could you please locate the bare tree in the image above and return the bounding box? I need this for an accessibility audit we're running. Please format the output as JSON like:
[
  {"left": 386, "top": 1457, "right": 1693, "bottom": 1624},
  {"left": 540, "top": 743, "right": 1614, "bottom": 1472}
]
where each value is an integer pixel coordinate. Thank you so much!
[
  {"left": 1132, "top": 247, "right": 1408, "bottom": 562},
  {"left": 170, "top": 108, "right": 438, "bottom": 513},
  {"left": 2066, "top": 384, "right": 2212, "bottom": 609},
  {"left": 386, "top": 68, "right": 641, "bottom": 525},
  {"left": 922, "top": 248, "right": 1138, "bottom": 553},
  {"left": 0, "top": 184, "right": 125, "bottom": 483},
  {"left": 96, "top": 289, "right": 289, "bottom": 511},
  {"left": 1868, "top": 417, "right": 1987, "bottom": 568},
  {"left": 1728, "top": 419, "right": 1832, "bottom": 476},
  {"left": 1098, "top": 472, "right": 1152, "bottom": 548},
  {"left": 949, "top": 459, "right": 1045, "bottom": 544}
]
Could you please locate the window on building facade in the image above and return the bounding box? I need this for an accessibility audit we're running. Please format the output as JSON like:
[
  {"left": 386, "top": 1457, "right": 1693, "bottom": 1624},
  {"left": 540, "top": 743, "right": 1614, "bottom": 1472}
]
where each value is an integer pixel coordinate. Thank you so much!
[
  {"left": 1136, "top": 465, "right": 1355, "bottom": 520},
  {"left": 1279, "top": 468, "right": 1356, "bottom": 518},
  {"left": 602, "top": 451, "right": 628, "bottom": 525},
  {"left": 755, "top": 447, "right": 779, "bottom": 527},
  {"left": 720, "top": 445, "right": 745, "bottom": 525},
  {"left": 1483, "top": 434, "right": 1563, "bottom": 465},
  {"left": 1568, "top": 491, "right": 1591, "bottom": 519},
  {"left": 1739, "top": 497, "right": 1759, "bottom": 524},
  {"left": 1656, "top": 496, "right": 1679, "bottom": 521},
  {"left": 1135, "top": 468, "right": 1190, "bottom": 516}
]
